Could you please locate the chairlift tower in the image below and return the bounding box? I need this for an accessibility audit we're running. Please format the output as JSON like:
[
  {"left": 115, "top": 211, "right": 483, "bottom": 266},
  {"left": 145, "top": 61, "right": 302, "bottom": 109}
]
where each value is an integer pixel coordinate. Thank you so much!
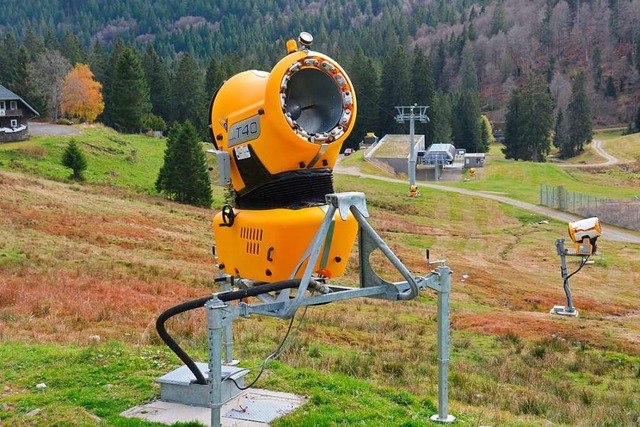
[{"left": 395, "top": 104, "right": 429, "bottom": 195}]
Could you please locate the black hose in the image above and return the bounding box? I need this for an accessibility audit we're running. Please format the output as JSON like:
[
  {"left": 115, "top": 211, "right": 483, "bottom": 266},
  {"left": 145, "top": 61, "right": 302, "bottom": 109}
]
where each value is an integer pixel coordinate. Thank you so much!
[
  {"left": 156, "top": 279, "right": 302, "bottom": 385},
  {"left": 156, "top": 296, "right": 212, "bottom": 385}
]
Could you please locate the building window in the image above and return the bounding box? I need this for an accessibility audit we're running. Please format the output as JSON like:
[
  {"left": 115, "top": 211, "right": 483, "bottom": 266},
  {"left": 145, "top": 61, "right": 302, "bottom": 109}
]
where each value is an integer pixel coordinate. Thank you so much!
[
  {"left": 10, "top": 119, "right": 18, "bottom": 128},
  {"left": 9, "top": 100, "right": 17, "bottom": 110},
  {"left": 0, "top": 101, "right": 5, "bottom": 110}
]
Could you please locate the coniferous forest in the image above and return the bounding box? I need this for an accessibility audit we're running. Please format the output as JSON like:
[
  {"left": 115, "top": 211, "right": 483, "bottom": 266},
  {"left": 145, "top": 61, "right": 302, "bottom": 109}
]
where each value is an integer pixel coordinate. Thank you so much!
[{"left": 1, "top": 0, "right": 640, "bottom": 156}]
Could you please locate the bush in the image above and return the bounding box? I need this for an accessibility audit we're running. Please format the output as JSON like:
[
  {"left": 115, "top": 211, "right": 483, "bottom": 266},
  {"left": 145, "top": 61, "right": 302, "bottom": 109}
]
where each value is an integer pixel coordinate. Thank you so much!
[{"left": 141, "top": 114, "right": 167, "bottom": 132}]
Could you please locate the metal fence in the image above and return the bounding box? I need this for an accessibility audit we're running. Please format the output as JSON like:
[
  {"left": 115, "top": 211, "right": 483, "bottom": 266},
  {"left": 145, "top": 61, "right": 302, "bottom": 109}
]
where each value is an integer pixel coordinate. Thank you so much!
[{"left": 539, "top": 185, "right": 640, "bottom": 231}]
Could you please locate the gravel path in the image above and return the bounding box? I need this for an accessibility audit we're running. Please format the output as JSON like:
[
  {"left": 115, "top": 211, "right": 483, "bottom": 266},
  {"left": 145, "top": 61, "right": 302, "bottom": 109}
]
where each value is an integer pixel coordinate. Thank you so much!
[
  {"left": 334, "top": 163, "right": 640, "bottom": 244},
  {"left": 29, "top": 122, "right": 82, "bottom": 136}
]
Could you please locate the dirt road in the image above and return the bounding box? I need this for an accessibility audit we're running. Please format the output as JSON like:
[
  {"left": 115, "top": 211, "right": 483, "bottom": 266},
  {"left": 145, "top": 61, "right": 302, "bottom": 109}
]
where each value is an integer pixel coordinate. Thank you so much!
[
  {"left": 556, "top": 139, "right": 619, "bottom": 168},
  {"left": 334, "top": 164, "right": 640, "bottom": 244}
]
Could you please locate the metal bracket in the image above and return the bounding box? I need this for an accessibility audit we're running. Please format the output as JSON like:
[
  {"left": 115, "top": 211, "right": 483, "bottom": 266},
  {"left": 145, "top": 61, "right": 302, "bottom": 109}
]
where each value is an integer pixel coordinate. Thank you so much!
[{"left": 202, "top": 192, "right": 455, "bottom": 425}]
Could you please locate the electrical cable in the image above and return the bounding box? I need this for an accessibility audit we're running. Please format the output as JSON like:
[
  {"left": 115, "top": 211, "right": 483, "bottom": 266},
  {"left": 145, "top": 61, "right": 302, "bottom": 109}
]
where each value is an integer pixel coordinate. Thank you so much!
[
  {"left": 566, "top": 255, "right": 590, "bottom": 283},
  {"left": 155, "top": 279, "right": 302, "bottom": 385},
  {"left": 223, "top": 302, "right": 310, "bottom": 390},
  {"left": 562, "top": 255, "right": 590, "bottom": 301}
]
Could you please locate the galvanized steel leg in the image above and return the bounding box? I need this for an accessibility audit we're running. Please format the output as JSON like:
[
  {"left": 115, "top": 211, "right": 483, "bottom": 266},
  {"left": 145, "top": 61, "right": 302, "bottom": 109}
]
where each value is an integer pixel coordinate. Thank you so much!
[
  {"left": 431, "top": 266, "right": 455, "bottom": 423},
  {"left": 219, "top": 280, "right": 236, "bottom": 364},
  {"left": 207, "top": 298, "right": 226, "bottom": 427}
]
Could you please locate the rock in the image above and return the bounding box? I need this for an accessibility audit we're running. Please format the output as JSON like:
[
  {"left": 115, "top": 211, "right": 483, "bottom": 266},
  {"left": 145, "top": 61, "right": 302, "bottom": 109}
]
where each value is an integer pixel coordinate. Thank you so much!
[
  {"left": 26, "top": 408, "right": 41, "bottom": 416},
  {"left": 35, "top": 383, "right": 47, "bottom": 390}
]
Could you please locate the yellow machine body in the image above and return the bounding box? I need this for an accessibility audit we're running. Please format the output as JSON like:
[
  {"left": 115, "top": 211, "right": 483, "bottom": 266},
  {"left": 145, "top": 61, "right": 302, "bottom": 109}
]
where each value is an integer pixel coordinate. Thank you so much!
[
  {"left": 210, "top": 37, "right": 359, "bottom": 282},
  {"left": 210, "top": 49, "right": 357, "bottom": 195},
  {"left": 568, "top": 217, "right": 602, "bottom": 255},
  {"left": 213, "top": 206, "right": 358, "bottom": 283}
]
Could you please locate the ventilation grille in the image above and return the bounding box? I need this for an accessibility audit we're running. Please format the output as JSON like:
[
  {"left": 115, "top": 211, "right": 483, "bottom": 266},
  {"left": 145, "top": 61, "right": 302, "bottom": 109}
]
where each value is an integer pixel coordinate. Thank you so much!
[
  {"left": 236, "top": 168, "right": 334, "bottom": 209},
  {"left": 241, "top": 226, "right": 263, "bottom": 255}
]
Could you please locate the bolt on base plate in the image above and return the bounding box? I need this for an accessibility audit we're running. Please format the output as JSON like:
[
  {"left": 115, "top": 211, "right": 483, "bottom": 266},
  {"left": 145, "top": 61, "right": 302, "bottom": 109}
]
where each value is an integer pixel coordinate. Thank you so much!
[{"left": 550, "top": 305, "right": 579, "bottom": 317}]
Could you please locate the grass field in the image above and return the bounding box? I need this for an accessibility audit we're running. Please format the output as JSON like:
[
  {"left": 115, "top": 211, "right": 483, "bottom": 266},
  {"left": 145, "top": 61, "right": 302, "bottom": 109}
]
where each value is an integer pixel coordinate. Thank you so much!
[
  {"left": 1, "top": 128, "right": 640, "bottom": 426},
  {"left": 356, "top": 132, "right": 640, "bottom": 204},
  {"left": 0, "top": 124, "right": 170, "bottom": 193}
]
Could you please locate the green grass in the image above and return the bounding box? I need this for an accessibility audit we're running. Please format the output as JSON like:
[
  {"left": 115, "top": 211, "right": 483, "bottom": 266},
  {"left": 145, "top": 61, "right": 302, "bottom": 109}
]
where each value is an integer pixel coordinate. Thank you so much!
[
  {"left": 0, "top": 125, "right": 170, "bottom": 193},
  {"left": 2, "top": 127, "right": 640, "bottom": 426},
  {"left": 0, "top": 341, "right": 173, "bottom": 426}
]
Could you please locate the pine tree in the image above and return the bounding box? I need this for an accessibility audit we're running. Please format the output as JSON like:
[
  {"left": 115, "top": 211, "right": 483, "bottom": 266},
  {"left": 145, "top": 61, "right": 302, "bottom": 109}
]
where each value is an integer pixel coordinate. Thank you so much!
[
  {"left": 61, "top": 29, "right": 85, "bottom": 65},
  {"left": 171, "top": 54, "right": 206, "bottom": 136},
  {"left": 23, "top": 25, "right": 45, "bottom": 62},
  {"left": 567, "top": 70, "right": 592, "bottom": 154},
  {"left": 87, "top": 42, "right": 108, "bottom": 86},
  {"left": 101, "top": 39, "right": 125, "bottom": 126},
  {"left": 345, "top": 48, "right": 380, "bottom": 148},
  {"left": 459, "top": 41, "right": 478, "bottom": 92},
  {"left": 110, "top": 47, "right": 151, "bottom": 133},
  {"left": 604, "top": 75, "right": 616, "bottom": 98},
  {"left": 156, "top": 121, "right": 213, "bottom": 208},
  {"left": 451, "top": 91, "right": 482, "bottom": 152},
  {"left": 411, "top": 47, "right": 435, "bottom": 143},
  {"left": 0, "top": 34, "right": 20, "bottom": 92},
  {"left": 490, "top": 0, "right": 506, "bottom": 36},
  {"left": 553, "top": 109, "right": 572, "bottom": 158},
  {"left": 634, "top": 103, "right": 640, "bottom": 133},
  {"left": 62, "top": 139, "right": 88, "bottom": 180},
  {"left": 205, "top": 57, "right": 226, "bottom": 98},
  {"left": 379, "top": 45, "right": 410, "bottom": 135},
  {"left": 142, "top": 45, "right": 172, "bottom": 122},
  {"left": 503, "top": 75, "right": 553, "bottom": 162},
  {"left": 431, "top": 92, "right": 452, "bottom": 143}
]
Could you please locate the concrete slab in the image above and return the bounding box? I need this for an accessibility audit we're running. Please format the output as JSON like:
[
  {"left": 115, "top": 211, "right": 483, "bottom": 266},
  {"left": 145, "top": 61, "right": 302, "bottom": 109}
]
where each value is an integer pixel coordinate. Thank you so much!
[{"left": 121, "top": 388, "right": 307, "bottom": 426}]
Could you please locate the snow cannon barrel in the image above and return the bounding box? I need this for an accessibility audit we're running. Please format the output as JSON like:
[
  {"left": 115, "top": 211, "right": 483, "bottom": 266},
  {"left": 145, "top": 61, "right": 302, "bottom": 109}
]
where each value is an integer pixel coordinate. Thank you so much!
[{"left": 209, "top": 32, "right": 357, "bottom": 210}]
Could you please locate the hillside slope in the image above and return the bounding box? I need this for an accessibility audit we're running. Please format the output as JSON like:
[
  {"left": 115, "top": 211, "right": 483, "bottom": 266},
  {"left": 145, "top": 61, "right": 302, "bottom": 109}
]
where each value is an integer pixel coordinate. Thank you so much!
[
  {"left": 1, "top": 169, "right": 640, "bottom": 425},
  {"left": 1, "top": 0, "right": 639, "bottom": 124}
]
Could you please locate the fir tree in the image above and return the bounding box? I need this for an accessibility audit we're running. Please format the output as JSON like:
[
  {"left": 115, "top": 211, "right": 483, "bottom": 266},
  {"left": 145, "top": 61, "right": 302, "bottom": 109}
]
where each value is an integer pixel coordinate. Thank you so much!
[
  {"left": 61, "top": 29, "right": 85, "bottom": 65},
  {"left": 142, "top": 45, "right": 172, "bottom": 122},
  {"left": 490, "top": 0, "right": 506, "bottom": 36},
  {"left": 87, "top": 42, "right": 108, "bottom": 86},
  {"left": 411, "top": 47, "right": 435, "bottom": 143},
  {"left": 451, "top": 91, "right": 482, "bottom": 152},
  {"left": 23, "top": 25, "right": 45, "bottom": 62},
  {"left": 101, "top": 39, "right": 125, "bottom": 126},
  {"left": 503, "top": 75, "right": 553, "bottom": 162},
  {"left": 378, "top": 45, "right": 410, "bottom": 135},
  {"left": 156, "top": 121, "right": 213, "bottom": 208},
  {"left": 604, "top": 75, "right": 616, "bottom": 98},
  {"left": 205, "top": 57, "right": 225, "bottom": 98},
  {"left": 62, "top": 139, "right": 88, "bottom": 180},
  {"left": 171, "top": 54, "right": 206, "bottom": 136},
  {"left": 430, "top": 92, "right": 452, "bottom": 143},
  {"left": 459, "top": 41, "right": 478, "bottom": 92},
  {"left": 110, "top": 47, "right": 151, "bottom": 133},
  {"left": 346, "top": 48, "right": 380, "bottom": 148},
  {"left": 553, "top": 109, "right": 572, "bottom": 158},
  {"left": 634, "top": 103, "right": 640, "bottom": 133},
  {"left": 567, "top": 70, "right": 592, "bottom": 154}
]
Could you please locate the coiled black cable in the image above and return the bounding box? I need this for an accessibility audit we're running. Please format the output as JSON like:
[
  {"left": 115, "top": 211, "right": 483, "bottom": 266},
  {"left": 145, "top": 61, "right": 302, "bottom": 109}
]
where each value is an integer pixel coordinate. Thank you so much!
[{"left": 155, "top": 279, "right": 302, "bottom": 385}]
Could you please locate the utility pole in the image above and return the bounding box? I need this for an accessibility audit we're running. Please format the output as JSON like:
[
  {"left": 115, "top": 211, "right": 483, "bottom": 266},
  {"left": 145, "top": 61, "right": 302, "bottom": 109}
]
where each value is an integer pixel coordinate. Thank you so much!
[{"left": 395, "top": 104, "right": 429, "bottom": 196}]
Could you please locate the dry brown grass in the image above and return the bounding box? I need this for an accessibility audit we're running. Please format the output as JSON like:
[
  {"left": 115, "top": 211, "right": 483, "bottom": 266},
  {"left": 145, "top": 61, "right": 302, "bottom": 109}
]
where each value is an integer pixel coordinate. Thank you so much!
[{"left": 1, "top": 169, "right": 640, "bottom": 425}]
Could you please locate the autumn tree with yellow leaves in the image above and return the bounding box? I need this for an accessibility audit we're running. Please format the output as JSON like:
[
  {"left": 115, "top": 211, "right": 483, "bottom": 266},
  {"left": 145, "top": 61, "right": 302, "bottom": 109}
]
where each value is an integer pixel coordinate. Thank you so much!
[{"left": 60, "top": 64, "right": 104, "bottom": 123}]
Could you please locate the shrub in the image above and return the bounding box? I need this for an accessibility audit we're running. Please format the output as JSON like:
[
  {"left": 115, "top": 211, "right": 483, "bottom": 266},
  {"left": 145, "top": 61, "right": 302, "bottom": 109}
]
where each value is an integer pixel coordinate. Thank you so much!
[{"left": 61, "top": 139, "right": 88, "bottom": 181}]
